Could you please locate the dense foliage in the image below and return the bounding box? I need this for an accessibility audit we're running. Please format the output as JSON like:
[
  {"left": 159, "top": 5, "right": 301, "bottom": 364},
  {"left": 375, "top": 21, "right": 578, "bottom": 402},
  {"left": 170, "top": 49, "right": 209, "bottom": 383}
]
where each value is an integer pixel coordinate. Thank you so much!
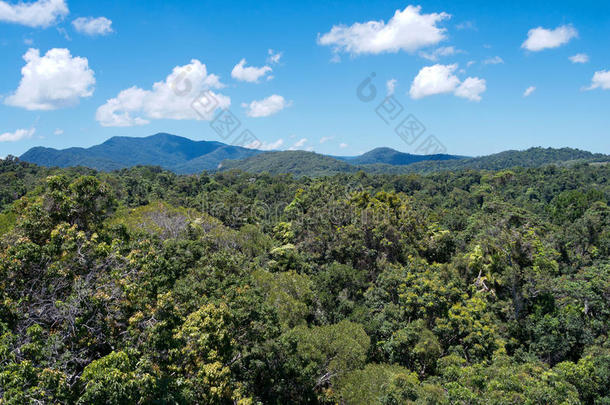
[{"left": 1, "top": 156, "right": 609, "bottom": 404}]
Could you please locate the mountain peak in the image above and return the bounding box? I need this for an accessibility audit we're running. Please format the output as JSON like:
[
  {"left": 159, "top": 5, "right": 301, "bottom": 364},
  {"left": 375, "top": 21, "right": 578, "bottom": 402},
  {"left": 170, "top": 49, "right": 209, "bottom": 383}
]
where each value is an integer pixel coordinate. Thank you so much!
[{"left": 21, "top": 134, "right": 261, "bottom": 174}]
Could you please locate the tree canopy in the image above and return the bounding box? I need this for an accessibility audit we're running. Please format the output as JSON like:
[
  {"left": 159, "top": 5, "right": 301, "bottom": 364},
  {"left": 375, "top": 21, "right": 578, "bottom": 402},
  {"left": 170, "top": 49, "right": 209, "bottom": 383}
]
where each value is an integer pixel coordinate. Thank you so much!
[{"left": 0, "top": 158, "right": 609, "bottom": 404}]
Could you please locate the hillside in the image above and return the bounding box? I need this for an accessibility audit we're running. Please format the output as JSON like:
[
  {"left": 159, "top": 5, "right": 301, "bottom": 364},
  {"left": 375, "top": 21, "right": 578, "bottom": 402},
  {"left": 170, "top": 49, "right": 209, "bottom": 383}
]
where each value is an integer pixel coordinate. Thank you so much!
[
  {"left": 20, "top": 133, "right": 262, "bottom": 174},
  {"left": 221, "top": 147, "right": 610, "bottom": 176},
  {"left": 220, "top": 150, "right": 359, "bottom": 177},
  {"left": 337, "top": 147, "right": 463, "bottom": 166},
  {"left": 402, "top": 147, "right": 610, "bottom": 173}
]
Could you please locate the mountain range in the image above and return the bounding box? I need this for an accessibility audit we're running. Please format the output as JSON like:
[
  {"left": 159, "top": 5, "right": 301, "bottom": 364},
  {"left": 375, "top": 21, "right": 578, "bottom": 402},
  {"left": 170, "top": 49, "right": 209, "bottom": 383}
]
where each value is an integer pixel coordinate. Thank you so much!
[
  {"left": 20, "top": 133, "right": 263, "bottom": 174},
  {"left": 18, "top": 133, "right": 610, "bottom": 177}
]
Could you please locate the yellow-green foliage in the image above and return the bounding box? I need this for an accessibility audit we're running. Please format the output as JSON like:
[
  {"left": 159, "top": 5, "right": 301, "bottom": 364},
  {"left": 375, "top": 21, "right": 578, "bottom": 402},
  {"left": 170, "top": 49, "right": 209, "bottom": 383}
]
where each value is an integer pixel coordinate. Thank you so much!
[
  {"left": 335, "top": 363, "right": 419, "bottom": 405},
  {"left": 252, "top": 269, "right": 314, "bottom": 329},
  {"left": 0, "top": 210, "right": 16, "bottom": 236},
  {"left": 108, "top": 201, "right": 219, "bottom": 239}
]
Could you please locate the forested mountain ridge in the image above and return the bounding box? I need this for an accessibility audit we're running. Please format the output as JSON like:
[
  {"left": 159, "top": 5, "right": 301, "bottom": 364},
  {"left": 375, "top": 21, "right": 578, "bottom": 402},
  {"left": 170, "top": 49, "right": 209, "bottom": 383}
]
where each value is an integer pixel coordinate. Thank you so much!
[
  {"left": 0, "top": 155, "right": 609, "bottom": 403},
  {"left": 221, "top": 146, "right": 610, "bottom": 176},
  {"left": 19, "top": 133, "right": 262, "bottom": 173},
  {"left": 20, "top": 133, "right": 609, "bottom": 177},
  {"left": 402, "top": 146, "right": 610, "bottom": 173},
  {"left": 334, "top": 147, "right": 464, "bottom": 165}
]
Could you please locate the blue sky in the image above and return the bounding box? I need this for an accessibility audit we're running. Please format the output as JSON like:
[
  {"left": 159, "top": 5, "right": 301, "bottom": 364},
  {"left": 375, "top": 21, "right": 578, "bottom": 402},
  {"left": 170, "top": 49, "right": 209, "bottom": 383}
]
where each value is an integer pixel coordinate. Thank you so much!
[{"left": 1, "top": 0, "right": 609, "bottom": 158}]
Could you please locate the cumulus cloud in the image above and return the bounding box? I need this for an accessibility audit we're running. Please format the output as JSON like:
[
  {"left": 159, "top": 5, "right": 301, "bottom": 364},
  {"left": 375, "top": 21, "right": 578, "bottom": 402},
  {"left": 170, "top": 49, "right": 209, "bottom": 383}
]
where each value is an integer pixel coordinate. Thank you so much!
[
  {"left": 483, "top": 56, "right": 504, "bottom": 65},
  {"left": 319, "top": 136, "right": 334, "bottom": 144},
  {"left": 455, "top": 77, "right": 486, "bottom": 101},
  {"left": 245, "top": 138, "right": 283, "bottom": 150},
  {"left": 72, "top": 16, "right": 113, "bottom": 35},
  {"left": 5, "top": 48, "right": 95, "bottom": 110},
  {"left": 267, "top": 49, "right": 282, "bottom": 64},
  {"left": 339, "top": 143, "right": 348, "bottom": 148},
  {"left": 386, "top": 78, "right": 397, "bottom": 95},
  {"left": 231, "top": 59, "right": 272, "bottom": 83},
  {"left": 318, "top": 5, "right": 450, "bottom": 55},
  {"left": 585, "top": 70, "right": 610, "bottom": 91},
  {"left": 242, "top": 94, "right": 290, "bottom": 117},
  {"left": 523, "top": 86, "right": 536, "bottom": 97},
  {"left": 569, "top": 53, "right": 589, "bottom": 64},
  {"left": 288, "top": 138, "right": 308, "bottom": 150},
  {"left": 409, "top": 64, "right": 460, "bottom": 99},
  {"left": 0, "top": 0, "right": 67, "bottom": 28},
  {"left": 456, "top": 21, "right": 476, "bottom": 30},
  {"left": 96, "top": 59, "right": 229, "bottom": 127},
  {"left": 0, "top": 127, "right": 35, "bottom": 142},
  {"left": 409, "top": 64, "right": 485, "bottom": 101},
  {"left": 419, "top": 46, "right": 459, "bottom": 61},
  {"left": 53, "top": 128, "right": 63, "bottom": 135},
  {"left": 522, "top": 24, "right": 577, "bottom": 52}
]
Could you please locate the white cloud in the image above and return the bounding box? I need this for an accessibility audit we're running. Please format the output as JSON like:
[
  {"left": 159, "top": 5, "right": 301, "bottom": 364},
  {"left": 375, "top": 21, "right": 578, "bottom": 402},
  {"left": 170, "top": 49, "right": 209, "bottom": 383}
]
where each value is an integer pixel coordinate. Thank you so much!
[
  {"left": 409, "top": 64, "right": 460, "bottom": 99},
  {"left": 53, "top": 128, "right": 63, "bottom": 135},
  {"left": 5, "top": 48, "right": 95, "bottom": 110},
  {"left": 455, "top": 77, "right": 486, "bottom": 101},
  {"left": 318, "top": 5, "right": 450, "bottom": 55},
  {"left": 419, "top": 46, "right": 459, "bottom": 61},
  {"left": 267, "top": 49, "right": 282, "bottom": 64},
  {"left": 569, "top": 53, "right": 589, "bottom": 64},
  {"left": 523, "top": 86, "right": 536, "bottom": 97},
  {"left": 410, "top": 64, "right": 485, "bottom": 101},
  {"left": 466, "top": 60, "right": 475, "bottom": 67},
  {"left": 289, "top": 138, "right": 308, "bottom": 150},
  {"left": 386, "top": 78, "right": 397, "bottom": 95},
  {"left": 522, "top": 24, "right": 577, "bottom": 52},
  {"left": 319, "top": 136, "right": 334, "bottom": 144},
  {"left": 72, "top": 16, "right": 113, "bottom": 36},
  {"left": 57, "top": 26, "right": 70, "bottom": 40},
  {"left": 0, "top": 127, "right": 35, "bottom": 142},
  {"left": 242, "top": 94, "right": 290, "bottom": 118},
  {"left": 245, "top": 138, "right": 283, "bottom": 150},
  {"left": 339, "top": 143, "right": 348, "bottom": 148},
  {"left": 483, "top": 56, "right": 504, "bottom": 65},
  {"left": 585, "top": 70, "right": 610, "bottom": 91},
  {"left": 0, "top": 0, "right": 67, "bottom": 28},
  {"left": 456, "top": 21, "right": 476, "bottom": 31},
  {"left": 231, "top": 59, "right": 272, "bottom": 83},
  {"left": 96, "top": 59, "right": 229, "bottom": 127}
]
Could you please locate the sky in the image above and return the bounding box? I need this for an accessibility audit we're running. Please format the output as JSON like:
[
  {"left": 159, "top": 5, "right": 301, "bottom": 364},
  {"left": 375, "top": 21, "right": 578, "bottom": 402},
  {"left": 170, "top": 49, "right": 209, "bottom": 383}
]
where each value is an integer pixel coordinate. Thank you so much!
[{"left": 0, "top": 0, "right": 609, "bottom": 158}]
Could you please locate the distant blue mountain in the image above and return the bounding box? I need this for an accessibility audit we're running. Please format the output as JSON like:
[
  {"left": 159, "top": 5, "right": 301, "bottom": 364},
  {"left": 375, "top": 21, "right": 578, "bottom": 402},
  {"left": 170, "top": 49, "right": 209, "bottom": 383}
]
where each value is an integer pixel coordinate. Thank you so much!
[
  {"left": 335, "top": 147, "right": 464, "bottom": 166},
  {"left": 20, "top": 133, "right": 262, "bottom": 174}
]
